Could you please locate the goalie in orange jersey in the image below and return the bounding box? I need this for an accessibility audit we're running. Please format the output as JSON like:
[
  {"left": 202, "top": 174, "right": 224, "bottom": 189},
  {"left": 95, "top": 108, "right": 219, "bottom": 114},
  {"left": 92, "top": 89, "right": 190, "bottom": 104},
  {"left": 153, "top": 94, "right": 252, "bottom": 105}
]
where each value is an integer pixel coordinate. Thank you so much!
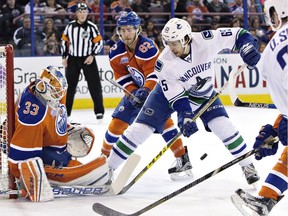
[
  {"left": 8, "top": 66, "right": 110, "bottom": 202},
  {"left": 101, "top": 11, "right": 193, "bottom": 181}
]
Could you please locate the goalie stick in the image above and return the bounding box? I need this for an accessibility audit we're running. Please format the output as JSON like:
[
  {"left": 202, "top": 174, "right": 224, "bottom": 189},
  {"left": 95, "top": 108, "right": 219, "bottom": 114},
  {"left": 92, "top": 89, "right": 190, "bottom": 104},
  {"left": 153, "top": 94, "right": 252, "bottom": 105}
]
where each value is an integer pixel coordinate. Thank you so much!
[
  {"left": 112, "top": 65, "right": 245, "bottom": 195},
  {"left": 92, "top": 149, "right": 258, "bottom": 216},
  {"left": 228, "top": 65, "right": 276, "bottom": 109},
  {"left": 0, "top": 153, "right": 141, "bottom": 198}
]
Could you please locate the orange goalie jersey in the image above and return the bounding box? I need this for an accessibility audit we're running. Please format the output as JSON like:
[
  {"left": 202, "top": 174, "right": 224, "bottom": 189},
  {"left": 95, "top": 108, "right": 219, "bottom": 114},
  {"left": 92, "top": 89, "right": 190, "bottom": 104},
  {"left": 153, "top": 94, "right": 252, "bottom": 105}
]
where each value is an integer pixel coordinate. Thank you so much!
[
  {"left": 8, "top": 82, "right": 68, "bottom": 179},
  {"left": 109, "top": 34, "right": 159, "bottom": 94}
]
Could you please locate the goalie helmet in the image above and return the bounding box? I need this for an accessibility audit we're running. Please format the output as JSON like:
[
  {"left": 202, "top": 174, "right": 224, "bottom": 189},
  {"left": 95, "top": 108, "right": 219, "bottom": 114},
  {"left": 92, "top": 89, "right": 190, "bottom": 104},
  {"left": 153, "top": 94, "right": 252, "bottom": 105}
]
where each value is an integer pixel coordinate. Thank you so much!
[
  {"left": 35, "top": 66, "right": 68, "bottom": 110},
  {"left": 162, "top": 18, "right": 192, "bottom": 47},
  {"left": 264, "top": 0, "right": 287, "bottom": 31},
  {"left": 116, "top": 11, "right": 141, "bottom": 42}
]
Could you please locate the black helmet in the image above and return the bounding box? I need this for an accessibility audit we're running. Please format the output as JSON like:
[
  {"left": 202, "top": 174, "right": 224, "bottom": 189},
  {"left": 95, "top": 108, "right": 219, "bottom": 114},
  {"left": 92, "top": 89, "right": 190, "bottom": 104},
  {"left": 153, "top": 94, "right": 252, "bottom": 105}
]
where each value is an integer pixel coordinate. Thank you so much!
[{"left": 76, "top": 3, "right": 88, "bottom": 12}]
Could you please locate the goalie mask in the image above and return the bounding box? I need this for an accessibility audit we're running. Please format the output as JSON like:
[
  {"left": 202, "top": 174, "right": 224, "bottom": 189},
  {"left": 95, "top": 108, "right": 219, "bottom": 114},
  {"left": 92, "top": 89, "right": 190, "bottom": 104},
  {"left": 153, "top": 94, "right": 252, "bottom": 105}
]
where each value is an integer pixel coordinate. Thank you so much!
[
  {"left": 35, "top": 66, "right": 68, "bottom": 110},
  {"left": 264, "top": 0, "right": 287, "bottom": 31},
  {"left": 162, "top": 18, "right": 192, "bottom": 48},
  {"left": 116, "top": 11, "right": 141, "bottom": 45}
]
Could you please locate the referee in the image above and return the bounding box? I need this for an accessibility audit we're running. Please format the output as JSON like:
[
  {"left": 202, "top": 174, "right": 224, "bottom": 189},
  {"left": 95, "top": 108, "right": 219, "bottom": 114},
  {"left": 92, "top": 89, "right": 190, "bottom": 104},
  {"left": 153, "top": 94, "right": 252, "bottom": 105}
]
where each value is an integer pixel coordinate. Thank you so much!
[{"left": 61, "top": 2, "right": 104, "bottom": 120}]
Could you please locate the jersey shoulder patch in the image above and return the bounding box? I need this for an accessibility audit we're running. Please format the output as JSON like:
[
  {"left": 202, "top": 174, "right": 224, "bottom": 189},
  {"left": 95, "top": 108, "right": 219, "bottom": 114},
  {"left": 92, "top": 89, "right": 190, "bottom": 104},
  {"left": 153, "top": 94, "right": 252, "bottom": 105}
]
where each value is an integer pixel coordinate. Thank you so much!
[
  {"left": 17, "top": 88, "right": 47, "bottom": 125},
  {"left": 109, "top": 41, "right": 126, "bottom": 60},
  {"left": 201, "top": 30, "right": 214, "bottom": 40},
  {"left": 135, "top": 36, "right": 159, "bottom": 59},
  {"left": 155, "top": 59, "right": 164, "bottom": 72}
]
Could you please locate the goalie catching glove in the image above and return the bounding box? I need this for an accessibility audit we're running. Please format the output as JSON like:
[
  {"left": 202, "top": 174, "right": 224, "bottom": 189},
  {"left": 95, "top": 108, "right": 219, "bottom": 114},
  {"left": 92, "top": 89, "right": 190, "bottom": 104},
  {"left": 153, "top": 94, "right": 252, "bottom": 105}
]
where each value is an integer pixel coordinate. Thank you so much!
[{"left": 67, "top": 123, "right": 95, "bottom": 157}]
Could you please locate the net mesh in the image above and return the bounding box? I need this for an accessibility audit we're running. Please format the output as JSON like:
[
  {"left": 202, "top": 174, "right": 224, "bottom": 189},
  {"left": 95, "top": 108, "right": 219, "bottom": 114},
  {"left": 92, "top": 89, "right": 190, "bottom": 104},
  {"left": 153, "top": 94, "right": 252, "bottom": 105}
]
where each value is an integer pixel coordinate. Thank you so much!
[{"left": 0, "top": 47, "right": 9, "bottom": 193}]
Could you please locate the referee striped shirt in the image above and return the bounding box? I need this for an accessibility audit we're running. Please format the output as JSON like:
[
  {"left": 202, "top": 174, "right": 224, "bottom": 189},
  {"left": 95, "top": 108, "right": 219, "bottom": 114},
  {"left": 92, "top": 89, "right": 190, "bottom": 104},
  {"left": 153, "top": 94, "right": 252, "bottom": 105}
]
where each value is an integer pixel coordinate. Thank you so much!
[{"left": 61, "top": 20, "right": 103, "bottom": 58}]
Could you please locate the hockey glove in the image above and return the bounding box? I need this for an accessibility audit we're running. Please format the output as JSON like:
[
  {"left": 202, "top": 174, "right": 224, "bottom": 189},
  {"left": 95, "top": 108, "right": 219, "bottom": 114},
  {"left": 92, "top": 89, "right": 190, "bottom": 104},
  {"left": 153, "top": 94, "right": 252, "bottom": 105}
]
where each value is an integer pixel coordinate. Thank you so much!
[
  {"left": 130, "top": 87, "right": 151, "bottom": 108},
  {"left": 278, "top": 116, "right": 287, "bottom": 145},
  {"left": 178, "top": 111, "right": 198, "bottom": 137},
  {"left": 240, "top": 43, "right": 261, "bottom": 69},
  {"left": 253, "top": 124, "right": 279, "bottom": 160}
]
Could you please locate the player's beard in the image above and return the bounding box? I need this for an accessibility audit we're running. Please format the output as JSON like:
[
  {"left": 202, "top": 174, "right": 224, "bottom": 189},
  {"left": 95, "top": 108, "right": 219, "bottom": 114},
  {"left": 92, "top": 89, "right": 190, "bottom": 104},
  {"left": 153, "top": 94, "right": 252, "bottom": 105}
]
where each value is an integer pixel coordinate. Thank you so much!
[
  {"left": 180, "top": 44, "right": 190, "bottom": 58},
  {"left": 123, "top": 35, "right": 138, "bottom": 48}
]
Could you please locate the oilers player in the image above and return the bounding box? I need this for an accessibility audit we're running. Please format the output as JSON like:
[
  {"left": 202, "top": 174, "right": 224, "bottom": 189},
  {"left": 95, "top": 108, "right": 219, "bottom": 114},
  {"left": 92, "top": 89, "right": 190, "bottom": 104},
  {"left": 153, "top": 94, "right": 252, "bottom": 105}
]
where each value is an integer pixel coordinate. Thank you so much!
[
  {"left": 108, "top": 18, "right": 261, "bottom": 185},
  {"left": 231, "top": 0, "right": 287, "bottom": 215},
  {"left": 102, "top": 11, "right": 193, "bottom": 181},
  {"left": 8, "top": 66, "right": 110, "bottom": 202}
]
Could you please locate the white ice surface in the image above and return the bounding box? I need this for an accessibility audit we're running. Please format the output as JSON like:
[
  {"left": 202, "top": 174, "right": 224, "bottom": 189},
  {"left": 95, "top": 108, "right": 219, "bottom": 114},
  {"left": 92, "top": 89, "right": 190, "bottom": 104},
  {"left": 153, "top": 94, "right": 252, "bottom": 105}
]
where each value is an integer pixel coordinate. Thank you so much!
[{"left": 1, "top": 107, "right": 287, "bottom": 216}]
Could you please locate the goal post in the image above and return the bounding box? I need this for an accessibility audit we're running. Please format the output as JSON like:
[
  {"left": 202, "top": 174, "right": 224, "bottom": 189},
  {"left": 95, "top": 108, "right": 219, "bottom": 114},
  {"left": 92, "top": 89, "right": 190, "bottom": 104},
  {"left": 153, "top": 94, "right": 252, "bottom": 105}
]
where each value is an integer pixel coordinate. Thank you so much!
[{"left": 0, "top": 44, "right": 16, "bottom": 198}]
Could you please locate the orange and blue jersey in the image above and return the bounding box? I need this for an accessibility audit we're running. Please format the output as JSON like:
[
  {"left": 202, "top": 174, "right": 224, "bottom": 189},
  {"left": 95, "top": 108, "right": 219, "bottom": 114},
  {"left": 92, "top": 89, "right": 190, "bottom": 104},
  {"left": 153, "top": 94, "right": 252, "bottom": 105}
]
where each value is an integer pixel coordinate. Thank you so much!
[
  {"left": 109, "top": 35, "right": 159, "bottom": 94},
  {"left": 8, "top": 82, "right": 68, "bottom": 178}
]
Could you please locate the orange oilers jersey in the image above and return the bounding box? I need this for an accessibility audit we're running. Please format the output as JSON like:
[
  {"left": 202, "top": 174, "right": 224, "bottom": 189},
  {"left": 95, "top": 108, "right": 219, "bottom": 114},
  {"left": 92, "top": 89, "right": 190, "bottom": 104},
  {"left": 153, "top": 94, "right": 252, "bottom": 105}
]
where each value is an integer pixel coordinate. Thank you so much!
[
  {"left": 109, "top": 35, "right": 159, "bottom": 93},
  {"left": 8, "top": 82, "right": 68, "bottom": 178}
]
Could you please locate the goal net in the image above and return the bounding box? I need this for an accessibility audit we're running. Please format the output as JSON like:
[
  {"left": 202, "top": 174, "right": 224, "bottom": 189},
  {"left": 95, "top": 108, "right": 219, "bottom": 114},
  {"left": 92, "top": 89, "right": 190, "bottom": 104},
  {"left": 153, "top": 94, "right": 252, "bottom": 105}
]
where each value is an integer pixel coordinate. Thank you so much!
[{"left": 0, "top": 44, "right": 16, "bottom": 198}]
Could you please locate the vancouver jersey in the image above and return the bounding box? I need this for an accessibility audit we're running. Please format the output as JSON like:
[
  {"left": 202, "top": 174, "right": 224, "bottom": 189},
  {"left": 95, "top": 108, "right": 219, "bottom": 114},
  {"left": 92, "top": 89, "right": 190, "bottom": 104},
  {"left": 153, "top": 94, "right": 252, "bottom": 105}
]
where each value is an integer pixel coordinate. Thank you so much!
[
  {"left": 8, "top": 82, "right": 68, "bottom": 178},
  {"left": 155, "top": 27, "right": 249, "bottom": 107},
  {"left": 259, "top": 23, "right": 288, "bottom": 117},
  {"left": 109, "top": 35, "right": 159, "bottom": 93}
]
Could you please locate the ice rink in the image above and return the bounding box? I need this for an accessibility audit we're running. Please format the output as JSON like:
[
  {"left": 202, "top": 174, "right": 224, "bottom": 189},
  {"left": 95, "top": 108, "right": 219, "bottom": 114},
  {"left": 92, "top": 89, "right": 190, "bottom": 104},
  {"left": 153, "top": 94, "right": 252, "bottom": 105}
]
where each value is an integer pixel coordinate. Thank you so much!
[{"left": 1, "top": 106, "right": 287, "bottom": 216}]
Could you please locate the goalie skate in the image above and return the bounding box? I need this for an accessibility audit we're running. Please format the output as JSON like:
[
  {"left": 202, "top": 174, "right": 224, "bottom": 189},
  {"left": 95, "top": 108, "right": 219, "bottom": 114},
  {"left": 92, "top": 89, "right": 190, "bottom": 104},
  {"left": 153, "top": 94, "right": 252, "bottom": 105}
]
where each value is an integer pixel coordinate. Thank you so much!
[
  {"left": 231, "top": 189, "right": 280, "bottom": 216},
  {"left": 168, "top": 146, "right": 193, "bottom": 181}
]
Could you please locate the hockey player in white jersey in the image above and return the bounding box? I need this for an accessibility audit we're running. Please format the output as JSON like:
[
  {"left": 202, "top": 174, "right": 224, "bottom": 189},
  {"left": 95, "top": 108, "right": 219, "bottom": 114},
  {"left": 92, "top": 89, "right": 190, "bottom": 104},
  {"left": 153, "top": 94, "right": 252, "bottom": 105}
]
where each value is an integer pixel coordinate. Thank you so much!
[
  {"left": 107, "top": 18, "right": 261, "bottom": 184},
  {"left": 231, "top": 0, "right": 287, "bottom": 215}
]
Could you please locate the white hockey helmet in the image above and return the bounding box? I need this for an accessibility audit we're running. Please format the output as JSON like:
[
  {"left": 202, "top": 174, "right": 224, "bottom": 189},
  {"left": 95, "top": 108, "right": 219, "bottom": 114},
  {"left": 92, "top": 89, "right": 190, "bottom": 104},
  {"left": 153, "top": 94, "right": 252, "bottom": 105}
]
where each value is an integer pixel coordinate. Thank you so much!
[
  {"left": 35, "top": 66, "right": 68, "bottom": 110},
  {"left": 161, "top": 18, "right": 192, "bottom": 47},
  {"left": 264, "top": 0, "right": 287, "bottom": 31}
]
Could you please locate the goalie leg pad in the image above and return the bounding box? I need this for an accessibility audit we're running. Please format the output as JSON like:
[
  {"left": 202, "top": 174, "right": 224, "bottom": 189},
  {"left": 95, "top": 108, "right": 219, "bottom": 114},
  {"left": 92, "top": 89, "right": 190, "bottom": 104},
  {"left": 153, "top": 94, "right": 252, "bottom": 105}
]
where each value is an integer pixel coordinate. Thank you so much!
[
  {"left": 45, "top": 155, "right": 109, "bottom": 186},
  {"left": 19, "top": 157, "right": 54, "bottom": 202}
]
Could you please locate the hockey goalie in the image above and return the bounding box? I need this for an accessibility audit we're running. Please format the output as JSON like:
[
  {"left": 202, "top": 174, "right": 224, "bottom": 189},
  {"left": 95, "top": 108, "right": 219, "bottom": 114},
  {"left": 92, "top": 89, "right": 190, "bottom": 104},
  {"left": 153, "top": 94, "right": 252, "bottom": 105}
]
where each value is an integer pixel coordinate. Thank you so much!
[{"left": 8, "top": 66, "right": 111, "bottom": 202}]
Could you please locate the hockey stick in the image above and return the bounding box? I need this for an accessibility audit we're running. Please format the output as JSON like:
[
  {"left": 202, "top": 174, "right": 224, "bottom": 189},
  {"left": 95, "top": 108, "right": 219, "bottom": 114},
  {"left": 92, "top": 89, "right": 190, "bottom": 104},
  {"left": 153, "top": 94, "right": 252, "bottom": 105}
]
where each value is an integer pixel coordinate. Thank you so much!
[
  {"left": 92, "top": 149, "right": 258, "bottom": 216},
  {"left": 107, "top": 79, "right": 141, "bottom": 104},
  {"left": 115, "top": 65, "right": 245, "bottom": 195},
  {"left": 228, "top": 65, "right": 276, "bottom": 109}
]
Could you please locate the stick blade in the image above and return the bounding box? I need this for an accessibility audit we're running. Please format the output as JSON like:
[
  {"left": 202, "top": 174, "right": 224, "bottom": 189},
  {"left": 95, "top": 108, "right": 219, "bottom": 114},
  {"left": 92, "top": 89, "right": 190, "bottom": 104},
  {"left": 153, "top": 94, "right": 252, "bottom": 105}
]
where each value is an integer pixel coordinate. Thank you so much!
[
  {"left": 92, "top": 203, "right": 130, "bottom": 216},
  {"left": 111, "top": 153, "right": 141, "bottom": 195}
]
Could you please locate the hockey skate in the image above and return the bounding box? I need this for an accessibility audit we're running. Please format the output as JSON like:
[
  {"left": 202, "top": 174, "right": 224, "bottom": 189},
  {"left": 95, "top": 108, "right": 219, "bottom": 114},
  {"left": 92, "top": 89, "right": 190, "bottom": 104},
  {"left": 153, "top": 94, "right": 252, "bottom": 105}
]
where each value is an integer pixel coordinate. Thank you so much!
[
  {"left": 231, "top": 188, "right": 283, "bottom": 216},
  {"left": 242, "top": 163, "right": 260, "bottom": 185},
  {"left": 168, "top": 146, "right": 193, "bottom": 181}
]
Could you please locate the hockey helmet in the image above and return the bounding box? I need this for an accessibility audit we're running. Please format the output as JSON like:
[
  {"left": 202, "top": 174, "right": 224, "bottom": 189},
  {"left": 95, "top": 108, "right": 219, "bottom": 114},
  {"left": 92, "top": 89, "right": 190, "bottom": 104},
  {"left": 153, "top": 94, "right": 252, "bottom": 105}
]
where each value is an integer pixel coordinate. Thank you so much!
[
  {"left": 264, "top": 0, "right": 287, "bottom": 31},
  {"left": 76, "top": 3, "right": 88, "bottom": 12},
  {"left": 162, "top": 18, "right": 192, "bottom": 47},
  {"left": 117, "top": 11, "right": 141, "bottom": 28},
  {"left": 35, "top": 66, "right": 68, "bottom": 110},
  {"left": 116, "top": 11, "right": 141, "bottom": 44}
]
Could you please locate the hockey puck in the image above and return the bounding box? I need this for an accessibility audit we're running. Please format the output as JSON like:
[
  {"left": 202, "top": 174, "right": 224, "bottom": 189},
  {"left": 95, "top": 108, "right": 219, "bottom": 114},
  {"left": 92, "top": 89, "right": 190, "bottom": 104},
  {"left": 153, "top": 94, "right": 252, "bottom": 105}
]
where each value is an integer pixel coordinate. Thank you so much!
[{"left": 200, "top": 153, "right": 208, "bottom": 160}]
